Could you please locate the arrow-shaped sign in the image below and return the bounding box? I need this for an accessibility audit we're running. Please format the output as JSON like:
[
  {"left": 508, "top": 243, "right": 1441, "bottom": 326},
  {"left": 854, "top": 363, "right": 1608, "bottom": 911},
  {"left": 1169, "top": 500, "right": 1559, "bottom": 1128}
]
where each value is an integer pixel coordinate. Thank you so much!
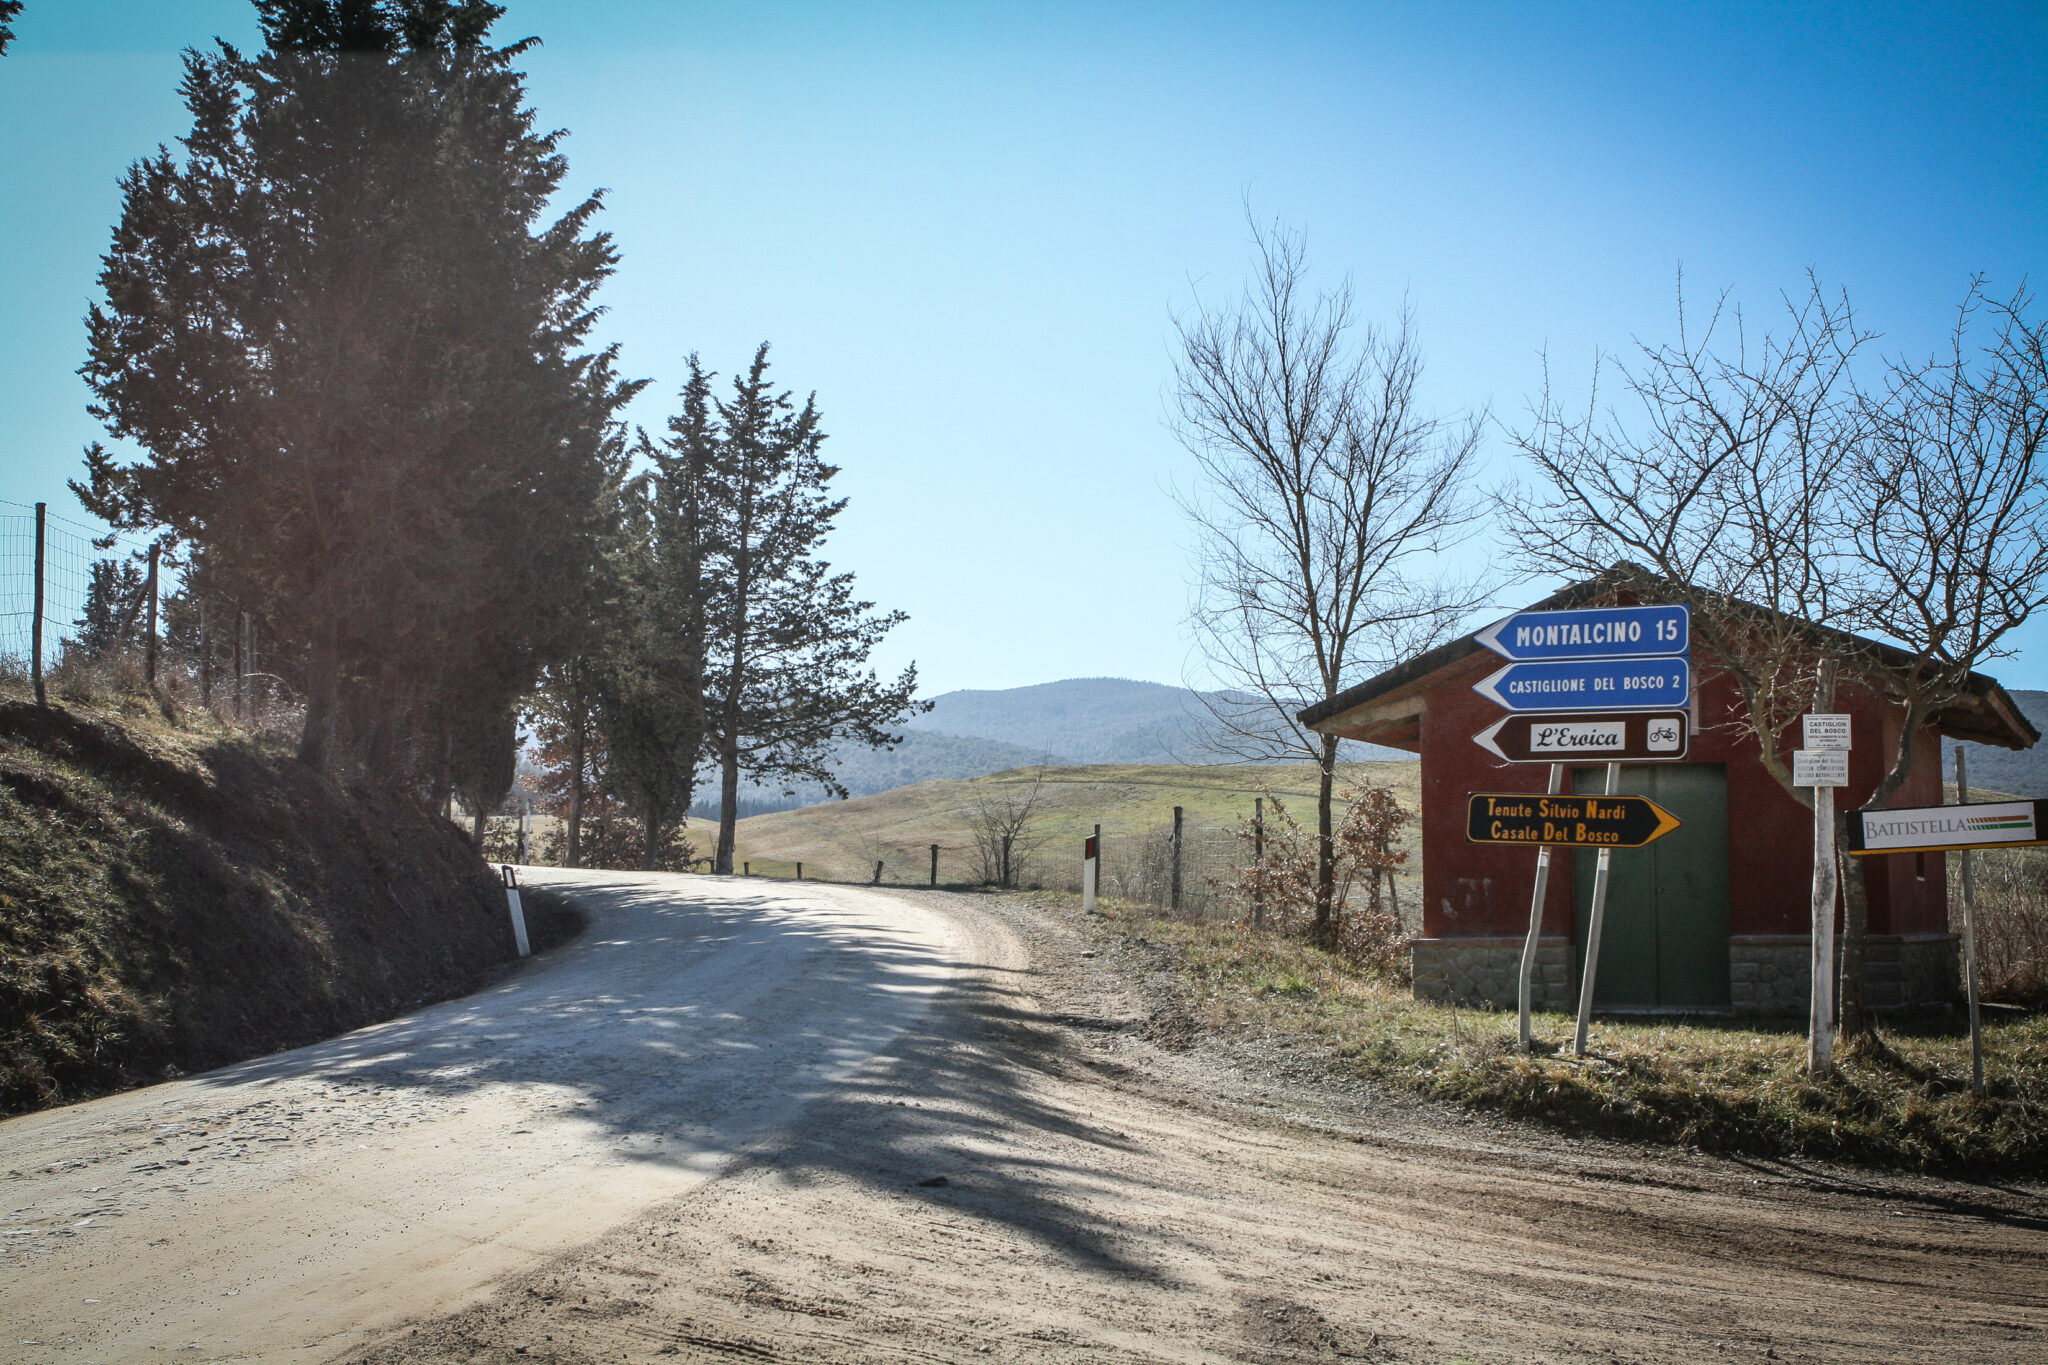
[
  {"left": 1473, "top": 658, "right": 1691, "bottom": 712},
  {"left": 1466, "top": 792, "right": 1683, "bottom": 848},
  {"left": 1474, "top": 603, "right": 1689, "bottom": 662},
  {"left": 1473, "top": 709, "right": 1690, "bottom": 763}
]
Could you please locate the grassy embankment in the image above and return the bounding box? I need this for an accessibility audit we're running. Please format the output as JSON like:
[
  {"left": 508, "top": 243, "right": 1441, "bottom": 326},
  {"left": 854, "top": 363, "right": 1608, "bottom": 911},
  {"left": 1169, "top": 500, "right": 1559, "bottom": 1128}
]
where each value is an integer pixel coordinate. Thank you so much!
[
  {"left": 726, "top": 759, "right": 1424, "bottom": 889},
  {"left": 0, "top": 681, "right": 555, "bottom": 1114},
  {"left": 1096, "top": 900, "right": 2047, "bottom": 1176}
]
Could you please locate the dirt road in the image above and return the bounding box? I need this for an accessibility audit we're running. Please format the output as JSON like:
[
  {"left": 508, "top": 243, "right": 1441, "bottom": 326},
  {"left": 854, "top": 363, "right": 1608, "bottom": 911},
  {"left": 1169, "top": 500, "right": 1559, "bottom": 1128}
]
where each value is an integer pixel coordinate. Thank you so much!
[{"left": 4, "top": 872, "right": 2043, "bottom": 1363}]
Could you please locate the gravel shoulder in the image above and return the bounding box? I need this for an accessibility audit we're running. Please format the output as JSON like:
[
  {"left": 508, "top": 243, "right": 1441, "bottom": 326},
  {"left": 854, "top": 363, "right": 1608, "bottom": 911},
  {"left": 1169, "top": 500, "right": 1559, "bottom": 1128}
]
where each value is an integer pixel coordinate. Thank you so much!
[{"left": 352, "top": 887, "right": 2048, "bottom": 1365}]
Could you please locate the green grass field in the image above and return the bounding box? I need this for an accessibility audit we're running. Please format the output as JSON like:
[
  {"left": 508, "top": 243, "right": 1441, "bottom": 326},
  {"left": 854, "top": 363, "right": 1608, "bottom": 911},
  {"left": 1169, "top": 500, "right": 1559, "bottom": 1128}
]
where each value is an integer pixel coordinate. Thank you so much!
[{"left": 726, "top": 759, "right": 1423, "bottom": 888}]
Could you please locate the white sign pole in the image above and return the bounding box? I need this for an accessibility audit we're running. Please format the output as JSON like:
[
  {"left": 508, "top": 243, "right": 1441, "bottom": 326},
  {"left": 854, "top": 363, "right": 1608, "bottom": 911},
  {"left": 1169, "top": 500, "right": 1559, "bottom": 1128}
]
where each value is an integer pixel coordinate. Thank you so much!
[
  {"left": 1809, "top": 781, "right": 1836, "bottom": 1077},
  {"left": 1955, "top": 747, "right": 1985, "bottom": 1099},
  {"left": 1802, "top": 687, "right": 1843, "bottom": 1078},
  {"left": 1517, "top": 763, "right": 1564, "bottom": 1052},
  {"left": 1572, "top": 761, "right": 1621, "bottom": 1058}
]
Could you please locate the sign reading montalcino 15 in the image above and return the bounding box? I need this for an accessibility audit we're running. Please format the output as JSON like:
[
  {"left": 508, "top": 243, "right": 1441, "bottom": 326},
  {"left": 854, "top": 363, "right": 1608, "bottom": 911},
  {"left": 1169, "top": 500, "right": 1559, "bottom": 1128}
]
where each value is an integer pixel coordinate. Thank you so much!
[
  {"left": 1473, "top": 603, "right": 1690, "bottom": 661},
  {"left": 1846, "top": 799, "right": 2048, "bottom": 856}
]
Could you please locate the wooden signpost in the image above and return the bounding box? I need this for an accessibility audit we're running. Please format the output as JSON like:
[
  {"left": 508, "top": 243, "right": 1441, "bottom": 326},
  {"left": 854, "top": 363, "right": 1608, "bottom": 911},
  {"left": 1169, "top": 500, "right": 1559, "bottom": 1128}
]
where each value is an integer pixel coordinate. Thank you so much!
[{"left": 1469, "top": 603, "right": 1691, "bottom": 1054}]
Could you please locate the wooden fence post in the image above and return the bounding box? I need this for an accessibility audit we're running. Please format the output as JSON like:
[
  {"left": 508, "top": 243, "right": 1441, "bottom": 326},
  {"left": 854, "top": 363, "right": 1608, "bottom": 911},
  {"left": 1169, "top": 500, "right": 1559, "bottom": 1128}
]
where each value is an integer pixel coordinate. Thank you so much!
[
  {"left": 143, "top": 542, "right": 160, "bottom": 688},
  {"left": 930, "top": 843, "right": 939, "bottom": 887},
  {"left": 31, "top": 503, "right": 46, "bottom": 707},
  {"left": 1252, "top": 797, "right": 1265, "bottom": 926},
  {"left": 1170, "top": 806, "right": 1183, "bottom": 912}
]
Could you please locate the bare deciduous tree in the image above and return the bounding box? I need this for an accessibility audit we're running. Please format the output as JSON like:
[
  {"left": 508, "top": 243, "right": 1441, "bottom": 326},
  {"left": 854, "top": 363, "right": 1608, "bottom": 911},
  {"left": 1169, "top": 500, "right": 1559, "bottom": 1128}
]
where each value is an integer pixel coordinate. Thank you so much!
[
  {"left": 1833, "top": 280, "right": 2048, "bottom": 1036},
  {"left": 1174, "top": 219, "right": 1485, "bottom": 947},
  {"left": 1505, "top": 275, "right": 2048, "bottom": 1064},
  {"left": 967, "top": 765, "right": 1049, "bottom": 889}
]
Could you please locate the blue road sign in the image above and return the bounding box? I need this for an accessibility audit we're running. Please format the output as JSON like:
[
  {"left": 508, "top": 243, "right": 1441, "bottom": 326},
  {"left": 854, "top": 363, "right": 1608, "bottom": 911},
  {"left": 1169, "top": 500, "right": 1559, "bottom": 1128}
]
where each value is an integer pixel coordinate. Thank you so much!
[
  {"left": 1474, "top": 603, "right": 1689, "bottom": 662},
  {"left": 1474, "top": 657, "right": 1691, "bottom": 712}
]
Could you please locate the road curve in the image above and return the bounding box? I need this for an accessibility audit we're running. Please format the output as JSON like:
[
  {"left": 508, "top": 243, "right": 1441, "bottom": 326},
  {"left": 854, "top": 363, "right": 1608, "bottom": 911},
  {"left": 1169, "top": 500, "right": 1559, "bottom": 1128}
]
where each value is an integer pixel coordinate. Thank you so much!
[{"left": 0, "top": 870, "right": 984, "bottom": 1363}]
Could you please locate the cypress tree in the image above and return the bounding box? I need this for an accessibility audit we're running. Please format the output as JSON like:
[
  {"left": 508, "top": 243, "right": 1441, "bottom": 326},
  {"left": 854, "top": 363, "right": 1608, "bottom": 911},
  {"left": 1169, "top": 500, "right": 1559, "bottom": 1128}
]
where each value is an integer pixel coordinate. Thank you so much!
[{"left": 77, "top": 0, "right": 637, "bottom": 780}]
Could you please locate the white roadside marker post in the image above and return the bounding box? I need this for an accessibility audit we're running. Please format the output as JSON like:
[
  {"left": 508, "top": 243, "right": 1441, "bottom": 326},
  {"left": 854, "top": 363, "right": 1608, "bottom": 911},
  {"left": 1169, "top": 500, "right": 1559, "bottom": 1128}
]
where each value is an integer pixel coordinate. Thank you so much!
[
  {"left": 501, "top": 864, "right": 531, "bottom": 957},
  {"left": 1572, "top": 761, "right": 1622, "bottom": 1057},
  {"left": 1081, "top": 830, "right": 1099, "bottom": 914},
  {"left": 1955, "top": 747, "right": 1985, "bottom": 1098},
  {"left": 1516, "top": 762, "right": 1565, "bottom": 1052}
]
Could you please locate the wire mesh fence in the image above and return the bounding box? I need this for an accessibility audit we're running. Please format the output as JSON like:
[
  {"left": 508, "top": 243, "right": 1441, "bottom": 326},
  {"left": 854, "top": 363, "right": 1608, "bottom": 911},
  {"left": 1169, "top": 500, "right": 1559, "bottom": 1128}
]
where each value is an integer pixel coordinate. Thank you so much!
[
  {"left": 0, "top": 498, "right": 155, "bottom": 681},
  {"left": 992, "top": 816, "right": 1421, "bottom": 932}
]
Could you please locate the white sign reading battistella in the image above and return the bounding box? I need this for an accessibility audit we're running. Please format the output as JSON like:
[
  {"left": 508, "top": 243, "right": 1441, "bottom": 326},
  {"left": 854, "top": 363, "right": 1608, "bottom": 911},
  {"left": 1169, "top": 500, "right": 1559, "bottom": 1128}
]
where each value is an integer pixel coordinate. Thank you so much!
[{"left": 1859, "top": 801, "right": 2038, "bottom": 852}]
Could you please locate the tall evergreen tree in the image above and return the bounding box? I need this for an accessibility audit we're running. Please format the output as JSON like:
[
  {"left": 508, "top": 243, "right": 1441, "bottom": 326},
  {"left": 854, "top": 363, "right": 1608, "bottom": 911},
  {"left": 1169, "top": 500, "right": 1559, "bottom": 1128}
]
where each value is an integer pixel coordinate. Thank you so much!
[
  {"left": 591, "top": 389, "right": 710, "bottom": 870},
  {"left": 76, "top": 0, "right": 637, "bottom": 781},
  {"left": 696, "top": 346, "right": 924, "bottom": 875}
]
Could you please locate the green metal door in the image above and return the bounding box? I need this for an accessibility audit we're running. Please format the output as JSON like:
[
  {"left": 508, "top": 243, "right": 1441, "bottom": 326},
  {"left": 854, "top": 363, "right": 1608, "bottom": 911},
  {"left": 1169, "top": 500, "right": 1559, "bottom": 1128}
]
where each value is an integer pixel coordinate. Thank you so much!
[{"left": 1573, "top": 763, "right": 1731, "bottom": 1010}]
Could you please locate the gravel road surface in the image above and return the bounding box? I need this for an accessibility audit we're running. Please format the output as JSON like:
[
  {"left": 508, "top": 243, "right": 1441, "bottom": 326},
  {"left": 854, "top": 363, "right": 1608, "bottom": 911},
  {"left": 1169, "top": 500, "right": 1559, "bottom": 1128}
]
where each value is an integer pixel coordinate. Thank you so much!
[{"left": 4, "top": 870, "right": 2043, "bottom": 1364}]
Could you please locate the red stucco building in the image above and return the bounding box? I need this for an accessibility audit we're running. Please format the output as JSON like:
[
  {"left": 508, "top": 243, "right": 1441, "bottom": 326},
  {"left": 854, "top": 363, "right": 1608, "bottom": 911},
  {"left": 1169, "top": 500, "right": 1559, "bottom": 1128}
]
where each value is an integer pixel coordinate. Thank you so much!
[{"left": 1300, "top": 575, "right": 2038, "bottom": 1014}]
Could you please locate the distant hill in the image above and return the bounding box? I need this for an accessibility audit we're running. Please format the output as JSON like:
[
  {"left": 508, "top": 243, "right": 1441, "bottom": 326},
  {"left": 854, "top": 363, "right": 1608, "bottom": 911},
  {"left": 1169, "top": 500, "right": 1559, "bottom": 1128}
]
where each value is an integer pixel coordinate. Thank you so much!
[
  {"left": 696, "top": 677, "right": 1410, "bottom": 815},
  {"left": 908, "top": 677, "right": 1409, "bottom": 765},
  {"left": 693, "top": 729, "right": 1069, "bottom": 815},
  {"left": 1943, "top": 689, "right": 2048, "bottom": 798}
]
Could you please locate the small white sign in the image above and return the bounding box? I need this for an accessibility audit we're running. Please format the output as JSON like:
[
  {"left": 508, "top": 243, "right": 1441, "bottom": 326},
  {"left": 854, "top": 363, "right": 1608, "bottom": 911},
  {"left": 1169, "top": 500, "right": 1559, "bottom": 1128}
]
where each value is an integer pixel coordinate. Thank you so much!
[
  {"left": 1793, "top": 749, "right": 1849, "bottom": 787},
  {"left": 1803, "top": 713, "right": 1851, "bottom": 751}
]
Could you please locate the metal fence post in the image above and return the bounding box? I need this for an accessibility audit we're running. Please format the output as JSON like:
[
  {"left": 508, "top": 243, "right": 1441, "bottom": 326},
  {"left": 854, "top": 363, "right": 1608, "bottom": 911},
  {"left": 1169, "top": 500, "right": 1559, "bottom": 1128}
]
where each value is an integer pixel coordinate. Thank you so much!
[
  {"left": 1956, "top": 747, "right": 1985, "bottom": 1098},
  {"left": 31, "top": 502, "right": 46, "bottom": 707}
]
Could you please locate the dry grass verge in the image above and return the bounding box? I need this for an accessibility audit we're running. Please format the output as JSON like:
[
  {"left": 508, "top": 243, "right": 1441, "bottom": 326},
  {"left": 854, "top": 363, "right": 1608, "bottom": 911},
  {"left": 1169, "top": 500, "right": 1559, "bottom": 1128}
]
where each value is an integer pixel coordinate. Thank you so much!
[{"left": 1092, "top": 902, "right": 2047, "bottom": 1176}]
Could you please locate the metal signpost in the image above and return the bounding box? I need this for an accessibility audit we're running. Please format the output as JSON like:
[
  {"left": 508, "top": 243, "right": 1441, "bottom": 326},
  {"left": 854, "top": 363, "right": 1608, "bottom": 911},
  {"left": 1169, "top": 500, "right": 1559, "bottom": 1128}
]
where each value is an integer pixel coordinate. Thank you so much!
[
  {"left": 1956, "top": 750, "right": 1985, "bottom": 1098},
  {"left": 1470, "top": 604, "right": 1691, "bottom": 1053}
]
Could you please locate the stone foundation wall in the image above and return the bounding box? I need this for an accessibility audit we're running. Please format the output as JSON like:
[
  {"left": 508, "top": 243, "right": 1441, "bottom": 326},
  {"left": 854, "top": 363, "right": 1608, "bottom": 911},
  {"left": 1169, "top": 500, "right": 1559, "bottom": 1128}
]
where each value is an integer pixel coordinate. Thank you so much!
[
  {"left": 1729, "top": 936, "right": 1811, "bottom": 1015},
  {"left": 1419, "top": 933, "right": 1960, "bottom": 1015},
  {"left": 1411, "top": 937, "right": 1574, "bottom": 1011},
  {"left": 1866, "top": 934, "right": 1960, "bottom": 1012}
]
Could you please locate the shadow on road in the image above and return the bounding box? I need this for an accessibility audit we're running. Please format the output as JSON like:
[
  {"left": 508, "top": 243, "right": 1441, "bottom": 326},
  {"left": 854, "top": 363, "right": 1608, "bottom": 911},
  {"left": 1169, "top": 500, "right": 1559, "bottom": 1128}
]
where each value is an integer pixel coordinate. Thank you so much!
[{"left": 182, "top": 872, "right": 1179, "bottom": 1280}]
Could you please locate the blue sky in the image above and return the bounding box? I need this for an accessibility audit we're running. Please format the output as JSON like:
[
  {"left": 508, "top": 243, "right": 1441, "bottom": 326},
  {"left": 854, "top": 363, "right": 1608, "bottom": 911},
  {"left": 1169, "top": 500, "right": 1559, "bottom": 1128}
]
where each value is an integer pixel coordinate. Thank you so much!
[{"left": 2, "top": 1, "right": 2043, "bottom": 694}]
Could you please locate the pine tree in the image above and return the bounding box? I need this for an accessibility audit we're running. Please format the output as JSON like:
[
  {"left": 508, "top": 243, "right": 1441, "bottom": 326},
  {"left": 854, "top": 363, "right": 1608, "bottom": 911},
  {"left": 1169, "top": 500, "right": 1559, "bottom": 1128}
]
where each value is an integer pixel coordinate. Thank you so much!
[
  {"left": 696, "top": 346, "right": 924, "bottom": 875},
  {"left": 71, "top": 559, "right": 148, "bottom": 661},
  {"left": 77, "top": 0, "right": 637, "bottom": 781}
]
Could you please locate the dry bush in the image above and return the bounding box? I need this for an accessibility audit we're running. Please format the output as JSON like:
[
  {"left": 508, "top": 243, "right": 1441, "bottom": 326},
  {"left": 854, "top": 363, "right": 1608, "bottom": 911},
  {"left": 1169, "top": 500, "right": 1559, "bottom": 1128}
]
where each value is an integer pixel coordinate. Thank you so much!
[
  {"left": 1216, "top": 784, "right": 1413, "bottom": 979},
  {"left": 1961, "top": 847, "right": 2048, "bottom": 1007}
]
